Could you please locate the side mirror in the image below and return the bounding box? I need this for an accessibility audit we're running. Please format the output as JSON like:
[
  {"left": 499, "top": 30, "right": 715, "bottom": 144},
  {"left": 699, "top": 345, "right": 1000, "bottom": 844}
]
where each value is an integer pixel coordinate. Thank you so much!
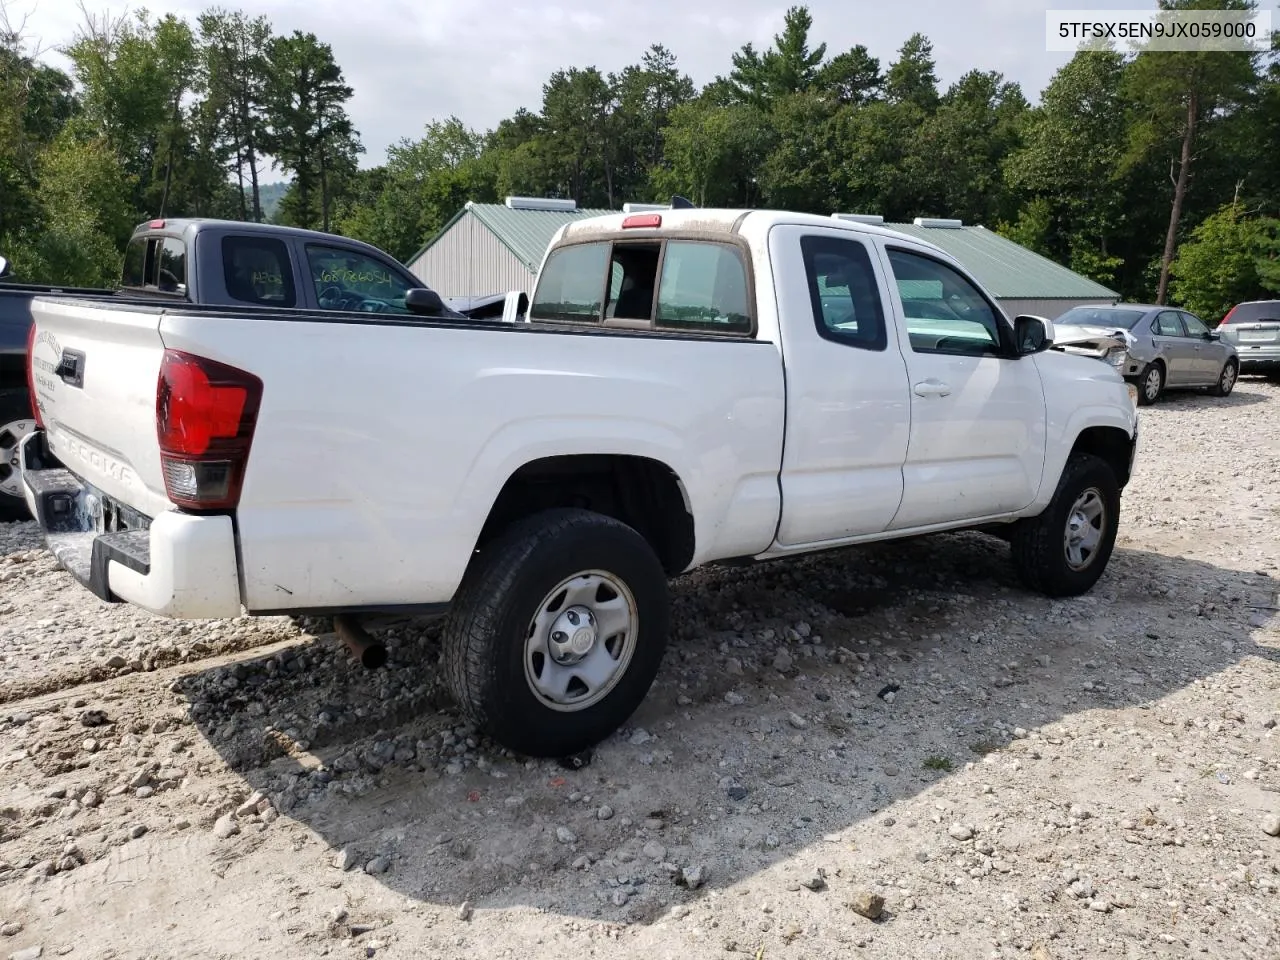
[
  {"left": 405, "top": 287, "right": 447, "bottom": 317},
  {"left": 0, "top": 256, "right": 9, "bottom": 279},
  {"left": 501, "top": 290, "right": 529, "bottom": 323},
  {"left": 1014, "top": 314, "right": 1054, "bottom": 355},
  {"left": 1206, "top": 330, "right": 1220, "bottom": 341}
]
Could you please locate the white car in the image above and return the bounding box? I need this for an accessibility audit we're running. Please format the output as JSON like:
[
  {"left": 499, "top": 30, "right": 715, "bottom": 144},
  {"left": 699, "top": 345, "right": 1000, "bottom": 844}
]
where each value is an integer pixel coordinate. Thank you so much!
[{"left": 20, "top": 208, "right": 1139, "bottom": 757}]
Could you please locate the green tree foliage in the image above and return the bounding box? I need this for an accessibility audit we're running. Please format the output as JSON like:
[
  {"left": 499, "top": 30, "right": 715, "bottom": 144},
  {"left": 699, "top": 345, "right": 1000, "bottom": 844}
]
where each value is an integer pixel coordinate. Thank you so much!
[
  {"left": 1, "top": 0, "right": 1278, "bottom": 309},
  {"left": 1170, "top": 203, "right": 1280, "bottom": 321}
]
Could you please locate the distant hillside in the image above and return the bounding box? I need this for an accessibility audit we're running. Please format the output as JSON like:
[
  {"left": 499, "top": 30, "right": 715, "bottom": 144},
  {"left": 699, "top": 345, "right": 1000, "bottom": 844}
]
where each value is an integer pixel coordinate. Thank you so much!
[{"left": 246, "top": 181, "right": 289, "bottom": 221}]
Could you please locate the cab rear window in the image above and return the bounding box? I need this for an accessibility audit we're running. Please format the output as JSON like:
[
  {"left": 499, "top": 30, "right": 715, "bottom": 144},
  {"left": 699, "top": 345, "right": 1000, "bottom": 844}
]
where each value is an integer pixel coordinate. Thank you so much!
[{"left": 530, "top": 238, "right": 752, "bottom": 335}]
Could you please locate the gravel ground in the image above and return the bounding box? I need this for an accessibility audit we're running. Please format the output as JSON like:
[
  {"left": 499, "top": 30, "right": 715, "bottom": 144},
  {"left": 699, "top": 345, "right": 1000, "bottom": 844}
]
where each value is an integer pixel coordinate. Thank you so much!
[{"left": 1, "top": 379, "right": 1278, "bottom": 960}]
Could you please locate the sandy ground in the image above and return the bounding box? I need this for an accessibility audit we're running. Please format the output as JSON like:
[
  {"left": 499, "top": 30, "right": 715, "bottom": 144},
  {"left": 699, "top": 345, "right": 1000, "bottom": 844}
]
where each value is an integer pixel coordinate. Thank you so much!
[{"left": 1, "top": 378, "right": 1278, "bottom": 960}]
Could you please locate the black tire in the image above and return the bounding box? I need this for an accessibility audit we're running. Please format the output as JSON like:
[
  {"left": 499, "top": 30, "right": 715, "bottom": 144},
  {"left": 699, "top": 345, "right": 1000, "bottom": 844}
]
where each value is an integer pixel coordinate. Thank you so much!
[
  {"left": 441, "top": 507, "right": 670, "bottom": 758},
  {"left": 1010, "top": 453, "right": 1120, "bottom": 598},
  {"left": 0, "top": 390, "right": 35, "bottom": 523},
  {"left": 1209, "top": 358, "right": 1238, "bottom": 397},
  {"left": 1134, "top": 362, "right": 1164, "bottom": 406}
]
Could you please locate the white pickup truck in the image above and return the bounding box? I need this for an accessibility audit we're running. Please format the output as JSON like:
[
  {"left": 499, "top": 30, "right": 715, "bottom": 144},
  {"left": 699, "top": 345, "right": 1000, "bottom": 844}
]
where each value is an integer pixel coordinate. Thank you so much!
[{"left": 20, "top": 208, "right": 1138, "bottom": 757}]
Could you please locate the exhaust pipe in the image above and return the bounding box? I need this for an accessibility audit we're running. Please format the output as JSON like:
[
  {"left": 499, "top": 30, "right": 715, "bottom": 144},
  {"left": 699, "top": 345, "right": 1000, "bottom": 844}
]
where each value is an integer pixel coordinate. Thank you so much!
[{"left": 333, "top": 615, "right": 387, "bottom": 669}]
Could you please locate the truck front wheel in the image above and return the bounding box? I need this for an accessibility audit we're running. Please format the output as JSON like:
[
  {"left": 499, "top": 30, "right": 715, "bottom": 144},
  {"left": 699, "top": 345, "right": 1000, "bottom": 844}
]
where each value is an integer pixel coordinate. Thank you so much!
[
  {"left": 441, "top": 508, "right": 670, "bottom": 758},
  {"left": 1010, "top": 452, "right": 1120, "bottom": 598},
  {"left": 0, "top": 390, "right": 36, "bottom": 522}
]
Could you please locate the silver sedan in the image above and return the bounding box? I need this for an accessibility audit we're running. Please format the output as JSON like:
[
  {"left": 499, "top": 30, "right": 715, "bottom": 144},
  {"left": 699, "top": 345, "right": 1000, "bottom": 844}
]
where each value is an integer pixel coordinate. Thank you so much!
[{"left": 1052, "top": 304, "right": 1239, "bottom": 406}]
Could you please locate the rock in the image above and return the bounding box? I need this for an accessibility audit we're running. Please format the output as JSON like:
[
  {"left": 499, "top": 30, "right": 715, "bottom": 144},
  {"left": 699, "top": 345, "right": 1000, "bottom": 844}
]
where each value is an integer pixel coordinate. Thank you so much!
[
  {"left": 787, "top": 712, "right": 808, "bottom": 730},
  {"left": 1031, "top": 944, "right": 1055, "bottom": 960},
  {"left": 81, "top": 739, "right": 98, "bottom": 753},
  {"left": 629, "top": 729, "right": 652, "bottom": 746},
  {"left": 800, "top": 871, "right": 827, "bottom": 891},
  {"left": 335, "top": 847, "right": 359, "bottom": 871},
  {"left": 1262, "top": 814, "right": 1280, "bottom": 838},
  {"left": 948, "top": 823, "right": 975, "bottom": 841},
  {"left": 79, "top": 710, "right": 108, "bottom": 727},
  {"left": 643, "top": 841, "right": 667, "bottom": 862},
  {"left": 0, "top": 923, "right": 22, "bottom": 936},
  {"left": 596, "top": 805, "right": 614, "bottom": 821},
  {"left": 724, "top": 691, "right": 745, "bottom": 706},
  {"left": 81, "top": 790, "right": 101, "bottom": 809},
  {"left": 212, "top": 814, "right": 240, "bottom": 840},
  {"left": 727, "top": 785, "right": 749, "bottom": 801},
  {"left": 724, "top": 658, "right": 743, "bottom": 676},
  {"left": 365, "top": 856, "right": 390, "bottom": 875},
  {"left": 1069, "top": 804, "right": 1092, "bottom": 820},
  {"left": 848, "top": 890, "right": 884, "bottom": 920},
  {"left": 556, "top": 827, "right": 577, "bottom": 844},
  {"left": 9, "top": 948, "right": 42, "bottom": 960},
  {"left": 681, "top": 865, "right": 706, "bottom": 890},
  {"left": 134, "top": 786, "right": 154, "bottom": 799},
  {"left": 458, "top": 901, "right": 474, "bottom": 922},
  {"left": 1089, "top": 899, "right": 1112, "bottom": 913},
  {"left": 129, "top": 824, "right": 148, "bottom": 839},
  {"left": 773, "top": 650, "right": 794, "bottom": 673}
]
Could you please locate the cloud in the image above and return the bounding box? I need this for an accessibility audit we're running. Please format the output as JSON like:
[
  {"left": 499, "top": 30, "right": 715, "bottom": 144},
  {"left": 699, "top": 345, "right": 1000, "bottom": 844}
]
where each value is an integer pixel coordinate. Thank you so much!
[{"left": 15, "top": 0, "right": 1154, "bottom": 170}]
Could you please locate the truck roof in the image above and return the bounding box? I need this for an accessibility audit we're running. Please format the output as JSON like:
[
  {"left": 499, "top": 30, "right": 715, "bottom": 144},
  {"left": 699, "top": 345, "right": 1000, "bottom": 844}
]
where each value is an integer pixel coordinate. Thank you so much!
[
  {"left": 558, "top": 208, "right": 951, "bottom": 258},
  {"left": 128, "top": 218, "right": 413, "bottom": 265}
]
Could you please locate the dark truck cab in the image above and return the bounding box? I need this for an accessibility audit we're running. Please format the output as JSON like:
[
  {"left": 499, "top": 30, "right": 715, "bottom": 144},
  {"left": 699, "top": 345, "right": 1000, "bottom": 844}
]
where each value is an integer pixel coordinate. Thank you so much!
[{"left": 1, "top": 218, "right": 459, "bottom": 520}]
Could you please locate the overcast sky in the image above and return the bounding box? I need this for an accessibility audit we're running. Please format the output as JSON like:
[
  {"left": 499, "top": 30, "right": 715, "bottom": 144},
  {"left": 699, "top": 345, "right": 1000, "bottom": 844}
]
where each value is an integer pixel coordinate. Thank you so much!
[{"left": 10, "top": 0, "right": 1278, "bottom": 173}]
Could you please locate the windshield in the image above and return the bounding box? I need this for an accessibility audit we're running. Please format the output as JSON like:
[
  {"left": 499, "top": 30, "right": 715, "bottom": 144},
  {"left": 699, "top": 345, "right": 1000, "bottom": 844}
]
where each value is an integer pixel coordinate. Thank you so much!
[{"left": 1056, "top": 306, "right": 1147, "bottom": 330}]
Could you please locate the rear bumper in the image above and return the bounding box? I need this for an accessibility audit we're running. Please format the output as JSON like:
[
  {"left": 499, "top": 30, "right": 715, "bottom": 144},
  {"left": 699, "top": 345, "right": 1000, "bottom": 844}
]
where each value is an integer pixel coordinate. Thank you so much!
[
  {"left": 1236, "top": 350, "right": 1280, "bottom": 370},
  {"left": 19, "top": 431, "right": 243, "bottom": 619}
]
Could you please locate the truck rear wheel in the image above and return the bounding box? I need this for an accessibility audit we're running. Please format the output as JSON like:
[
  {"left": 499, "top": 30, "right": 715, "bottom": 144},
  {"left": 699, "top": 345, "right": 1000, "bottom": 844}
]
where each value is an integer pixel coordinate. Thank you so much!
[
  {"left": 441, "top": 508, "right": 670, "bottom": 758},
  {"left": 1010, "top": 452, "right": 1120, "bottom": 598},
  {"left": 0, "top": 390, "right": 36, "bottom": 522}
]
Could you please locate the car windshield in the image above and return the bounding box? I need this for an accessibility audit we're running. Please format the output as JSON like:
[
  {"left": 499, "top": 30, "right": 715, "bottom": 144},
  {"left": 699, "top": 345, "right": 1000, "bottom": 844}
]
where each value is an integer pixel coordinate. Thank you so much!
[{"left": 1057, "top": 306, "right": 1147, "bottom": 330}]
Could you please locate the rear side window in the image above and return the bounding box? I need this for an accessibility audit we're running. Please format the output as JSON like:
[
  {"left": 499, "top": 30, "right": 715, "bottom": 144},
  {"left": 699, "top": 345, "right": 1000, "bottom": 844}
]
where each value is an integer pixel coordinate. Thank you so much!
[
  {"left": 157, "top": 237, "right": 186, "bottom": 293},
  {"left": 122, "top": 238, "right": 147, "bottom": 287},
  {"left": 800, "top": 235, "right": 886, "bottom": 350},
  {"left": 531, "top": 242, "right": 608, "bottom": 322},
  {"left": 222, "top": 236, "right": 297, "bottom": 308},
  {"left": 655, "top": 242, "right": 750, "bottom": 333}
]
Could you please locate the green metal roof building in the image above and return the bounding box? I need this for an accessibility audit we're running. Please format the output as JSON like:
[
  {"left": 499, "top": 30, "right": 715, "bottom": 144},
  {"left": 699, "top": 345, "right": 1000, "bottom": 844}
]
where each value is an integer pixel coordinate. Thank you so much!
[
  {"left": 406, "top": 197, "right": 614, "bottom": 299},
  {"left": 409, "top": 201, "right": 1119, "bottom": 321}
]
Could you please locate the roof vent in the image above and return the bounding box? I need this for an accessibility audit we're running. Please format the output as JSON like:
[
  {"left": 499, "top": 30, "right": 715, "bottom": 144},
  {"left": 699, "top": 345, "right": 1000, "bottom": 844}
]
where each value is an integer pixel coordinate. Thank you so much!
[
  {"left": 913, "top": 217, "right": 963, "bottom": 229},
  {"left": 831, "top": 213, "right": 884, "bottom": 224},
  {"left": 504, "top": 196, "right": 578, "bottom": 212},
  {"left": 622, "top": 203, "right": 669, "bottom": 213}
]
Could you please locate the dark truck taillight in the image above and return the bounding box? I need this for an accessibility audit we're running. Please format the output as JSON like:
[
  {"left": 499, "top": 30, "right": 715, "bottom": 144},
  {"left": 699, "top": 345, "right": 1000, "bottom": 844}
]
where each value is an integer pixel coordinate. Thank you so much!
[
  {"left": 156, "top": 350, "right": 262, "bottom": 510},
  {"left": 26, "top": 322, "right": 43, "bottom": 428}
]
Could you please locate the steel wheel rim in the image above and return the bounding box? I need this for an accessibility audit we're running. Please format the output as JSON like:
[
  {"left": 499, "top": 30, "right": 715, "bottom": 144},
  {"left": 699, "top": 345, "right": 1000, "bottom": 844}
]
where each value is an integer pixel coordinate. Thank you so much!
[
  {"left": 523, "top": 569, "right": 639, "bottom": 713},
  {"left": 1144, "top": 368, "right": 1161, "bottom": 401},
  {"left": 1063, "top": 487, "right": 1106, "bottom": 572},
  {"left": 0, "top": 418, "right": 35, "bottom": 500},
  {"left": 1221, "top": 364, "right": 1236, "bottom": 393}
]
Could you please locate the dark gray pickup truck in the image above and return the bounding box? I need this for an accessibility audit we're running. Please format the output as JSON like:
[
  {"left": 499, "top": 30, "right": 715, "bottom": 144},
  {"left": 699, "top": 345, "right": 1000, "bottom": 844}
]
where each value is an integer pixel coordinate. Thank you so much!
[{"left": 1, "top": 217, "right": 463, "bottom": 520}]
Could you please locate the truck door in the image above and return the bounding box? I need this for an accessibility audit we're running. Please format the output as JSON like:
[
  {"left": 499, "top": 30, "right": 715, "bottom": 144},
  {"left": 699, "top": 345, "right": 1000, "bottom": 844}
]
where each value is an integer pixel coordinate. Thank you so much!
[{"left": 768, "top": 224, "right": 911, "bottom": 546}]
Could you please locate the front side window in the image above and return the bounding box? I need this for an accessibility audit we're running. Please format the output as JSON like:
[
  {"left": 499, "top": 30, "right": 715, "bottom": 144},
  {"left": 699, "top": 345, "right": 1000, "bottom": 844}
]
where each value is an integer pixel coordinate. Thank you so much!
[
  {"left": 800, "top": 234, "right": 886, "bottom": 350},
  {"left": 1180, "top": 312, "right": 1209, "bottom": 337},
  {"left": 654, "top": 241, "right": 750, "bottom": 333},
  {"left": 887, "top": 248, "right": 1005, "bottom": 356},
  {"left": 222, "top": 236, "right": 297, "bottom": 308},
  {"left": 530, "top": 242, "right": 608, "bottom": 322},
  {"left": 306, "top": 245, "right": 413, "bottom": 314}
]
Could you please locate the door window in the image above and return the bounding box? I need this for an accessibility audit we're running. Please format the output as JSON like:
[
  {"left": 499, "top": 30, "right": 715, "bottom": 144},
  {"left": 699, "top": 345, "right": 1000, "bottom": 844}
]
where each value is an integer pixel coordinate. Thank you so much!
[
  {"left": 1180, "top": 312, "right": 1209, "bottom": 337},
  {"left": 306, "top": 245, "right": 413, "bottom": 314},
  {"left": 1153, "top": 311, "right": 1185, "bottom": 337},
  {"left": 886, "top": 248, "right": 1005, "bottom": 356},
  {"left": 222, "top": 236, "right": 297, "bottom": 307},
  {"left": 800, "top": 235, "right": 886, "bottom": 350}
]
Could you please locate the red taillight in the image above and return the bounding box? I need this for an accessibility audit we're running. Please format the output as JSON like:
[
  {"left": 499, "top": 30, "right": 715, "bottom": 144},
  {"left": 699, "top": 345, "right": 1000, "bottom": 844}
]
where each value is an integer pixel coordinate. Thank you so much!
[
  {"left": 149, "top": 219, "right": 165, "bottom": 229},
  {"left": 156, "top": 350, "right": 262, "bottom": 510},
  {"left": 1219, "top": 306, "right": 1238, "bottom": 325},
  {"left": 622, "top": 213, "right": 661, "bottom": 229},
  {"left": 25, "top": 322, "right": 42, "bottom": 428}
]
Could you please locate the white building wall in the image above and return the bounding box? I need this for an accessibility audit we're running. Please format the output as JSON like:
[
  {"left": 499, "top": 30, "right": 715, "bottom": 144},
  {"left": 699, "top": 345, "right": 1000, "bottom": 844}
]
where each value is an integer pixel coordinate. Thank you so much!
[{"left": 407, "top": 212, "right": 537, "bottom": 298}]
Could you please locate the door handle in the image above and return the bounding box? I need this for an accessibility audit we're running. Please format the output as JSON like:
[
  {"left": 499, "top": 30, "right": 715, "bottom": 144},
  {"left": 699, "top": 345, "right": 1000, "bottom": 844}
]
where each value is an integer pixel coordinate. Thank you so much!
[{"left": 913, "top": 379, "right": 951, "bottom": 397}]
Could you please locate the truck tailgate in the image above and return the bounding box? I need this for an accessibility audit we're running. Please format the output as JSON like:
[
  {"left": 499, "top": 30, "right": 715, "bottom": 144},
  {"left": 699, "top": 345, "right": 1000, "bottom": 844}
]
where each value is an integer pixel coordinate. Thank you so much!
[{"left": 28, "top": 298, "right": 173, "bottom": 518}]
